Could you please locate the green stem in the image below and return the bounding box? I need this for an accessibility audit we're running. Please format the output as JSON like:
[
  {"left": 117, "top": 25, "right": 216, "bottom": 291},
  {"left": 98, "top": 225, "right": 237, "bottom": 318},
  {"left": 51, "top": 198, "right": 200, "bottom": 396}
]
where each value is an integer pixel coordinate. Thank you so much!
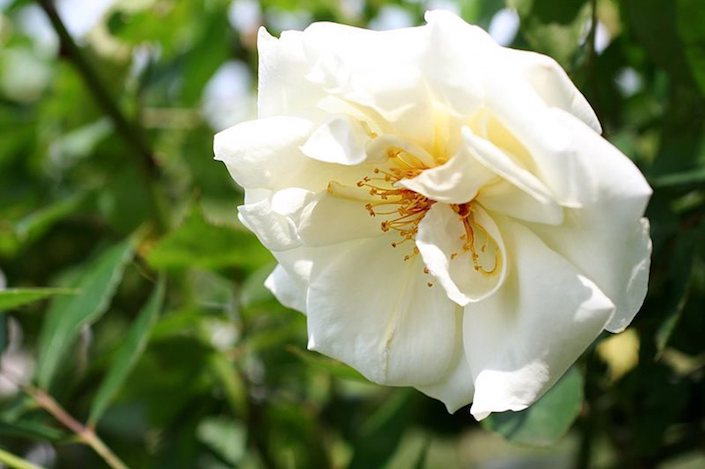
[
  {"left": 36, "top": 0, "right": 167, "bottom": 232},
  {"left": 24, "top": 386, "right": 129, "bottom": 469},
  {"left": 0, "top": 447, "right": 44, "bottom": 469}
]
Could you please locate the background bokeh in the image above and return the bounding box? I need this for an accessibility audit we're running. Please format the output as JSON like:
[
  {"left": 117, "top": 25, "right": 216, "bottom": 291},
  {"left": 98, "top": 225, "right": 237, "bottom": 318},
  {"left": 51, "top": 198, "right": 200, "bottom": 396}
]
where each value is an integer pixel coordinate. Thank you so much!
[{"left": 1, "top": 0, "right": 704, "bottom": 467}]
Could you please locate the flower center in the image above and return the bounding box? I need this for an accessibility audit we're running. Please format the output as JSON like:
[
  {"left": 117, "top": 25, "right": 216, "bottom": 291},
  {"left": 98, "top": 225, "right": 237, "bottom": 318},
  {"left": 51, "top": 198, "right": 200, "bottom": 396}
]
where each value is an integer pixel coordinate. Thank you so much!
[
  {"left": 327, "top": 146, "right": 500, "bottom": 274},
  {"left": 354, "top": 148, "right": 434, "bottom": 260}
]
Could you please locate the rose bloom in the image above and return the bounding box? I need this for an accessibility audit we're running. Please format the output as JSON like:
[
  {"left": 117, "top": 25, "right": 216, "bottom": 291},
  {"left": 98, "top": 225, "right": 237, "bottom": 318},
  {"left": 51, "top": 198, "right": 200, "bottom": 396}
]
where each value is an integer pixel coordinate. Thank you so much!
[{"left": 214, "top": 11, "right": 651, "bottom": 419}]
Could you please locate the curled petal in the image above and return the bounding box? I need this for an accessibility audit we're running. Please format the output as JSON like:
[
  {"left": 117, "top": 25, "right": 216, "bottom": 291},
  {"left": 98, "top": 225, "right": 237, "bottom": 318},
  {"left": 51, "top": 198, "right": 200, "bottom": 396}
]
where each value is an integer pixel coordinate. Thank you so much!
[
  {"left": 301, "top": 116, "right": 372, "bottom": 165},
  {"left": 465, "top": 220, "right": 614, "bottom": 420},
  {"left": 416, "top": 204, "right": 507, "bottom": 306},
  {"left": 399, "top": 144, "right": 497, "bottom": 204},
  {"left": 463, "top": 127, "right": 564, "bottom": 225}
]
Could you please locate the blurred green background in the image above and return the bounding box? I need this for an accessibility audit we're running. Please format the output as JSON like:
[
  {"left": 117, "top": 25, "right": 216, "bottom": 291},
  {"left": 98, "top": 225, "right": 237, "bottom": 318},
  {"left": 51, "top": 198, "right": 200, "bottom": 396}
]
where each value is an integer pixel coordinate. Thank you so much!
[{"left": 1, "top": 0, "right": 704, "bottom": 467}]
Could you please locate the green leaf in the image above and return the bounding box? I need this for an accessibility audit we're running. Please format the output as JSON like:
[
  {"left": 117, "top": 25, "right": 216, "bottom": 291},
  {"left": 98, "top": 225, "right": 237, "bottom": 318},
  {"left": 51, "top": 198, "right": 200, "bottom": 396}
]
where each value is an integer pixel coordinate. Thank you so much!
[
  {"left": 196, "top": 417, "right": 247, "bottom": 466},
  {"left": 35, "top": 236, "right": 136, "bottom": 389},
  {"left": 88, "top": 278, "right": 165, "bottom": 424},
  {"left": 147, "top": 207, "right": 271, "bottom": 272},
  {"left": 677, "top": 0, "right": 705, "bottom": 96},
  {"left": 482, "top": 366, "right": 584, "bottom": 446},
  {"left": 0, "top": 288, "right": 77, "bottom": 313},
  {"left": 14, "top": 191, "right": 88, "bottom": 245},
  {"left": 0, "top": 419, "right": 66, "bottom": 442},
  {"left": 0, "top": 447, "right": 44, "bottom": 469}
]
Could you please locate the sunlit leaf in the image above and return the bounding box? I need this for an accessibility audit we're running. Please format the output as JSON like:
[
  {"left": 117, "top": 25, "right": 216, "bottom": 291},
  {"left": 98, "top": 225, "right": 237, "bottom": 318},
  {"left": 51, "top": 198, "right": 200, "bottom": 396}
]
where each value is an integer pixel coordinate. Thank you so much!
[
  {"left": 0, "top": 288, "right": 76, "bottom": 313},
  {"left": 35, "top": 236, "right": 136, "bottom": 389},
  {"left": 482, "top": 366, "right": 584, "bottom": 446},
  {"left": 147, "top": 207, "right": 271, "bottom": 272},
  {"left": 88, "top": 278, "right": 165, "bottom": 424},
  {"left": 196, "top": 417, "right": 247, "bottom": 466}
]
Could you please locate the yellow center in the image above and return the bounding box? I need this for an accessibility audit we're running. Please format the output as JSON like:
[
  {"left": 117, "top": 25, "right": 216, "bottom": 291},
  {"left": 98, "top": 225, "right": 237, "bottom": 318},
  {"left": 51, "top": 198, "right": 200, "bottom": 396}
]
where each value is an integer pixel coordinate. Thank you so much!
[{"left": 328, "top": 145, "right": 500, "bottom": 276}]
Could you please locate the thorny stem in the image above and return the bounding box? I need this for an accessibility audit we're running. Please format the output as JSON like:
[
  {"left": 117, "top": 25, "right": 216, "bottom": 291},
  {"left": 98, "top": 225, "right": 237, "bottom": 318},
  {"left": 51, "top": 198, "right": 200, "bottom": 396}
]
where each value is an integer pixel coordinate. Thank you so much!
[
  {"left": 24, "top": 385, "right": 129, "bottom": 469},
  {"left": 36, "top": 0, "right": 167, "bottom": 232}
]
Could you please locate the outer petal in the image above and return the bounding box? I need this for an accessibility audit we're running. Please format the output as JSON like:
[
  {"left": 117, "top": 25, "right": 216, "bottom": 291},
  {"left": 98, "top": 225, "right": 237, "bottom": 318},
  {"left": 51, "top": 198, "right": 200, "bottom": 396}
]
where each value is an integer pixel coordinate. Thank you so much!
[
  {"left": 417, "top": 334, "right": 474, "bottom": 413},
  {"left": 306, "top": 236, "right": 460, "bottom": 386},
  {"left": 258, "top": 28, "right": 328, "bottom": 120},
  {"left": 214, "top": 116, "right": 315, "bottom": 190},
  {"left": 528, "top": 110, "right": 652, "bottom": 332},
  {"left": 238, "top": 196, "right": 301, "bottom": 251},
  {"left": 465, "top": 220, "right": 614, "bottom": 420},
  {"left": 301, "top": 21, "right": 438, "bottom": 146},
  {"left": 265, "top": 264, "right": 307, "bottom": 313},
  {"left": 416, "top": 203, "right": 507, "bottom": 306},
  {"left": 502, "top": 48, "right": 601, "bottom": 133},
  {"left": 399, "top": 144, "right": 497, "bottom": 204}
]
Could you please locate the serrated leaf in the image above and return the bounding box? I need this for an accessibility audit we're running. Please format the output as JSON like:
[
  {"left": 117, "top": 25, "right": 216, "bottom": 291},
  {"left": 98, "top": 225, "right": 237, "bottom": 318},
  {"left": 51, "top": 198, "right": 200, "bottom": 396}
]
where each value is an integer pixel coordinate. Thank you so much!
[
  {"left": 147, "top": 207, "right": 271, "bottom": 272},
  {"left": 88, "top": 278, "right": 164, "bottom": 424},
  {"left": 0, "top": 447, "right": 44, "bottom": 469},
  {"left": 482, "top": 366, "right": 584, "bottom": 446},
  {"left": 0, "top": 288, "right": 77, "bottom": 313},
  {"left": 35, "top": 236, "right": 136, "bottom": 389}
]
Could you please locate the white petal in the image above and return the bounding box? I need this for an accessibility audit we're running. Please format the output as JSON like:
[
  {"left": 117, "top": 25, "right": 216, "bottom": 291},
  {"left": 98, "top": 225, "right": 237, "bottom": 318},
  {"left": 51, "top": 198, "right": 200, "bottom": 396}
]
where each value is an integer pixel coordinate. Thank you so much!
[
  {"left": 214, "top": 116, "right": 315, "bottom": 190},
  {"left": 417, "top": 340, "right": 474, "bottom": 413},
  {"left": 416, "top": 204, "right": 507, "bottom": 306},
  {"left": 528, "top": 109, "right": 652, "bottom": 332},
  {"left": 502, "top": 48, "right": 602, "bottom": 133},
  {"left": 306, "top": 236, "right": 460, "bottom": 386},
  {"left": 300, "top": 115, "right": 371, "bottom": 165},
  {"left": 265, "top": 264, "right": 307, "bottom": 313},
  {"left": 257, "top": 27, "right": 327, "bottom": 120},
  {"left": 238, "top": 197, "right": 301, "bottom": 251},
  {"left": 297, "top": 192, "right": 382, "bottom": 245},
  {"left": 301, "top": 21, "right": 437, "bottom": 146},
  {"left": 464, "top": 220, "right": 614, "bottom": 420},
  {"left": 399, "top": 144, "right": 497, "bottom": 204},
  {"left": 421, "top": 10, "right": 491, "bottom": 117},
  {"left": 463, "top": 127, "right": 564, "bottom": 225}
]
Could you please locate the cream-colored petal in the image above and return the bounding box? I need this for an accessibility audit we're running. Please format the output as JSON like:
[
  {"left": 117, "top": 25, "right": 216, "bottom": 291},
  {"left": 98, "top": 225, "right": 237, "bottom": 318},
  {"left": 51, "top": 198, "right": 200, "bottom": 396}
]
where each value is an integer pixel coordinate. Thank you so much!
[
  {"left": 306, "top": 236, "right": 460, "bottom": 386},
  {"left": 399, "top": 145, "right": 497, "bottom": 204},
  {"left": 264, "top": 264, "right": 307, "bottom": 314},
  {"left": 528, "top": 109, "right": 652, "bottom": 332},
  {"left": 297, "top": 192, "right": 382, "bottom": 245},
  {"left": 257, "top": 28, "right": 328, "bottom": 120},
  {"left": 463, "top": 127, "right": 564, "bottom": 225},
  {"left": 416, "top": 203, "right": 507, "bottom": 306},
  {"left": 300, "top": 116, "right": 371, "bottom": 165},
  {"left": 502, "top": 48, "right": 601, "bottom": 133},
  {"left": 464, "top": 220, "right": 614, "bottom": 420},
  {"left": 417, "top": 332, "right": 474, "bottom": 413},
  {"left": 238, "top": 197, "right": 301, "bottom": 251}
]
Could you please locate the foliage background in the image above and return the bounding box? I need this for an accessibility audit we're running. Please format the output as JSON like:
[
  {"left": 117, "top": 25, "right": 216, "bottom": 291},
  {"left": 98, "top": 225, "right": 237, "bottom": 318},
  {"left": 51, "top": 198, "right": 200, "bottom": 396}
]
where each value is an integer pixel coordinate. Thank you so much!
[{"left": 1, "top": 0, "right": 704, "bottom": 467}]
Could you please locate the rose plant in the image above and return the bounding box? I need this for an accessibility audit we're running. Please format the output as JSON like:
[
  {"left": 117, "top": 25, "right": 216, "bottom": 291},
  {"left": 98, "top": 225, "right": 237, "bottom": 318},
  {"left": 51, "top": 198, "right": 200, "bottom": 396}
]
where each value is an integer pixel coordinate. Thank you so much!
[{"left": 214, "top": 10, "right": 652, "bottom": 419}]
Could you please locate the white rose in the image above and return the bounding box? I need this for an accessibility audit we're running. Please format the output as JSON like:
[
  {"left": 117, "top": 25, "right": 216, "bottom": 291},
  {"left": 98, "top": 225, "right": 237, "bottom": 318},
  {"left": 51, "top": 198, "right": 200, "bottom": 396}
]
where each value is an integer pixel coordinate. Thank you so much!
[{"left": 214, "top": 10, "right": 652, "bottom": 420}]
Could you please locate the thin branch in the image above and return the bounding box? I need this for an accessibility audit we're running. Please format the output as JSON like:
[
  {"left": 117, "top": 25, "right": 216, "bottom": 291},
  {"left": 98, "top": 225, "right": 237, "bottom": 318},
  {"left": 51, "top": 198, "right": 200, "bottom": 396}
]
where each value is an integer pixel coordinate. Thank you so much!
[
  {"left": 23, "top": 385, "right": 129, "bottom": 469},
  {"left": 36, "top": 0, "right": 168, "bottom": 232},
  {"left": 36, "top": 0, "right": 157, "bottom": 175}
]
